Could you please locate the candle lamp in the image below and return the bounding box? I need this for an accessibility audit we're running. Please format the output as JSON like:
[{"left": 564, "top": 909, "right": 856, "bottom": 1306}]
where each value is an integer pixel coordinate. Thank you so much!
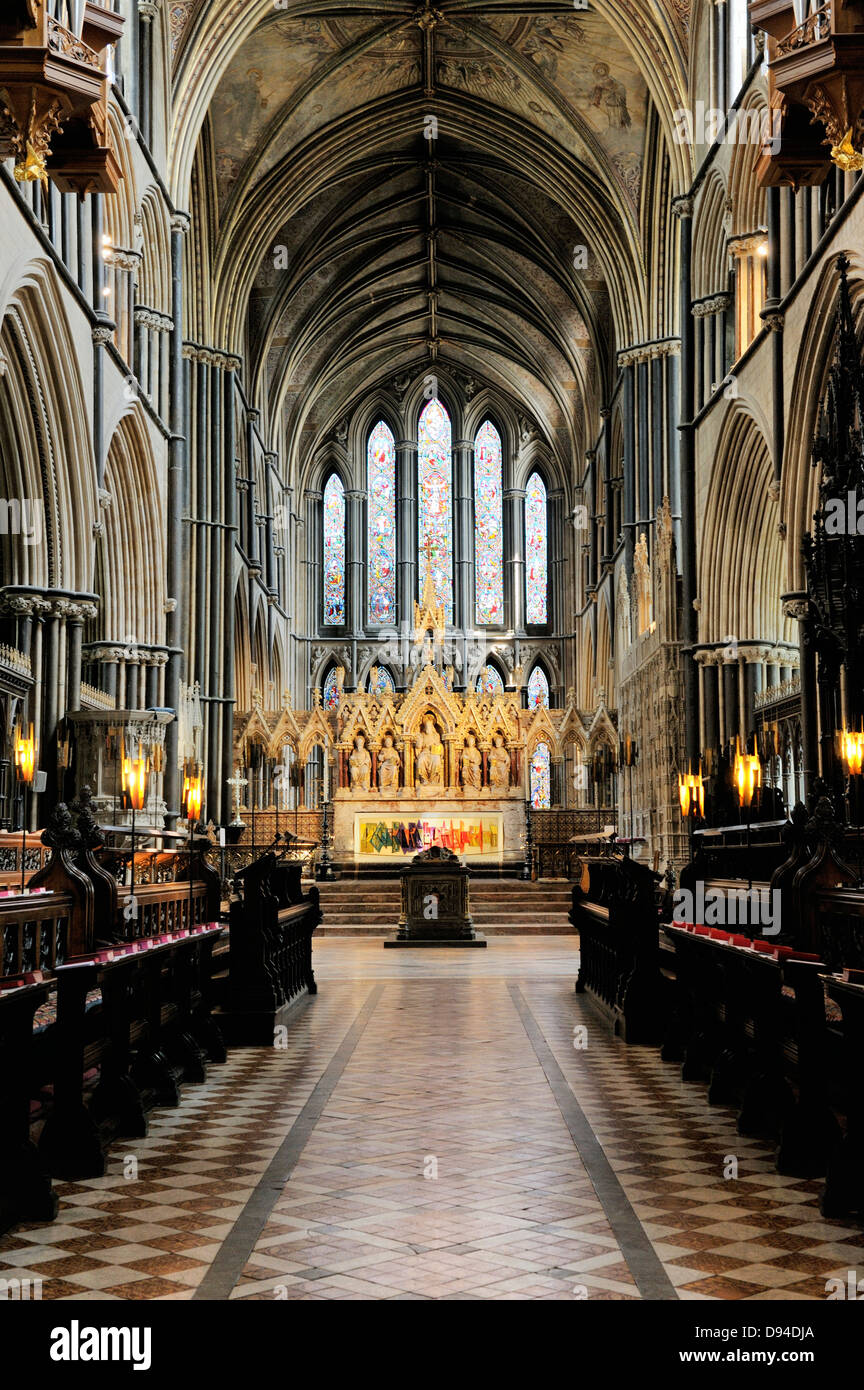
[
  {"left": 122, "top": 744, "right": 149, "bottom": 910},
  {"left": 316, "top": 743, "right": 335, "bottom": 881},
  {"left": 183, "top": 767, "right": 204, "bottom": 927},
  {"left": 14, "top": 724, "right": 37, "bottom": 895},
  {"left": 840, "top": 727, "right": 864, "bottom": 883},
  {"left": 733, "top": 737, "right": 761, "bottom": 890},
  {"left": 677, "top": 762, "right": 705, "bottom": 859}
]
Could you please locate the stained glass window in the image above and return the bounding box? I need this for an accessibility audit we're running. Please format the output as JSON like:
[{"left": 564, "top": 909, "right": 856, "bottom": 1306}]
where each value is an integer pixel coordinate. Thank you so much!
[
  {"left": 368, "top": 666, "right": 395, "bottom": 696},
  {"left": 323, "top": 474, "right": 346, "bottom": 624},
  {"left": 475, "top": 664, "right": 505, "bottom": 696},
  {"left": 367, "top": 422, "right": 397, "bottom": 624},
  {"left": 528, "top": 666, "right": 550, "bottom": 709},
  {"left": 418, "top": 398, "right": 453, "bottom": 621},
  {"left": 531, "top": 741, "right": 551, "bottom": 809},
  {"left": 525, "top": 471, "right": 548, "bottom": 625},
  {"left": 323, "top": 669, "right": 341, "bottom": 710},
  {"left": 474, "top": 420, "right": 503, "bottom": 625}
]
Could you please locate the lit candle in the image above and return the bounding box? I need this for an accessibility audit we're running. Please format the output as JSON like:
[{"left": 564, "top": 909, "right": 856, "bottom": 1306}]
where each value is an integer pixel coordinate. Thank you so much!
[
  {"left": 523, "top": 744, "right": 529, "bottom": 801},
  {"left": 323, "top": 742, "right": 329, "bottom": 802}
]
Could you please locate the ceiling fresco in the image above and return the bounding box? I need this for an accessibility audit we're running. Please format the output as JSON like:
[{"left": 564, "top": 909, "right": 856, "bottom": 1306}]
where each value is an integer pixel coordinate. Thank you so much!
[{"left": 207, "top": 11, "right": 648, "bottom": 217}]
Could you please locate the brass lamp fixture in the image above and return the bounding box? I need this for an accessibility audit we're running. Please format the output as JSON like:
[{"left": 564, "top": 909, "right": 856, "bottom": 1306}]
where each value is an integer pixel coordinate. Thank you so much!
[
  {"left": 734, "top": 737, "right": 762, "bottom": 810},
  {"left": 121, "top": 742, "right": 149, "bottom": 897},
  {"left": 14, "top": 722, "right": 36, "bottom": 895},
  {"left": 183, "top": 765, "right": 204, "bottom": 929}
]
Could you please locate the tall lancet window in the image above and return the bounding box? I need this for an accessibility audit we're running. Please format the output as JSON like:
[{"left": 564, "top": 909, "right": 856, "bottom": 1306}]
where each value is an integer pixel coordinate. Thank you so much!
[
  {"left": 418, "top": 397, "right": 453, "bottom": 621},
  {"left": 531, "top": 742, "right": 552, "bottom": 809},
  {"left": 323, "top": 668, "right": 341, "bottom": 710},
  {"left": 323, "top": 473, "right": 346, "bottom": 625},
  {"left": 528, "top": 666, "right": 550, "bottom": 710},
  {"left": 474, "top": 420, "right": 504, "bottom": 625},
  {"left": 476, "top": 664, "right": 505, "bottom": 696},
  {"left": 367, "top": 421, "right": 397, "bottom": 624},
  {"left": 525, "top": 471, "right": 548, "bottom": 625}
]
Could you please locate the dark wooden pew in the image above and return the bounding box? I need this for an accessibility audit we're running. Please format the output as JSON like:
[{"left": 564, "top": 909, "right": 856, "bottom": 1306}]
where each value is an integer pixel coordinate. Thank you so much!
[
  {"left": 223, "top": 851, "right": 320, "bottom": 1045},
  {"left": 658, "top": 924, "right": 864, "bottom": 1213},
  {"left": 0, "top": 804, "right": 229, "bottom": 1219},
  {"left": 0, "top": 977, "right": 58, "bottom": 1235},
  {"left": 822, "top": 977, "right": 864, "bottom": 1219},
  {"left": 36, "top": 926, "right": 226, "bottom": 1179},
  {"left": 569, "top": 839, "right": 663, "bottom": 1043}
]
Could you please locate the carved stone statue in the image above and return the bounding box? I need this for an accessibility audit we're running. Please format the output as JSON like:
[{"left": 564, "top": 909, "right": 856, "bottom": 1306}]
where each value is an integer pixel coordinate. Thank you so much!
[
  {"left": 378, "top": 734, "right": 401, "bottom": 793},
  {"left": 460, "top": 734, "right": 482, "bottom": 791},
  {"left": 349, "top": 734, "right": 372, "bottom": 792},
  {"left": 488, "top": 734, "right": 511, "bottom": 792},
  {"left": 414, "top": 715, "right": 444, "bottom": 788}
]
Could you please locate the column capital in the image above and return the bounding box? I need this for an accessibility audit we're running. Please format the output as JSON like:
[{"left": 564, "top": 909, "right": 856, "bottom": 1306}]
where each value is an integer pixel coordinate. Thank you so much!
[
  {"left": 782, "top": 592, "right": 812, "bottom": 622},
  {"left": 671, "top": 194, "right": 695, "bottom": 220}
]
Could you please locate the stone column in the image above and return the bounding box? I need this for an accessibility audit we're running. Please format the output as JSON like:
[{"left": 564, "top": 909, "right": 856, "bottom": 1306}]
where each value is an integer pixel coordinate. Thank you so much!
[
  {"left": 304, "top": 490, "right": 323, "bottom": 652},
  {"left": 784, "top": 594, "right": 818, "bottom": 802},
  {"left": 164, "top": 210, "right": 190, "bottom": 827},
  {"left": 245, "top": 408, "right": 261, "bottom": 572},
  {"left": 396, "top": 440, "right": 417, "bottom": 635},
  {"left": 453, "top": 438, "right": 475, "bottom": 633},
  {"left": 65, "top": 610, "right": 89, "bottom": 715},
  {"left": 673, "top": 194, "right": 699, "bottom": 762},
  {"left": 346, "top": 488, "right": 367, "bottom": 644},
  {"left": 548, "top": 487, "right": 565, "bottom": 642},
  {"left": 137, "top": 0, "right": 160, "bottom": 148},
  {"left": 504, "top": 488, "right": 526, "bottom": 634},
  {"left": 222, "top": 368, "right": 239, "bottom": 825}
]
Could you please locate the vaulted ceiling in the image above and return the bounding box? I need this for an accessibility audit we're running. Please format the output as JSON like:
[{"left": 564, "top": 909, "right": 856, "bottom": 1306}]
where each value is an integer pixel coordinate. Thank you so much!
[{"left": 170, "top": 2, "right": 693, "bottom": 481}]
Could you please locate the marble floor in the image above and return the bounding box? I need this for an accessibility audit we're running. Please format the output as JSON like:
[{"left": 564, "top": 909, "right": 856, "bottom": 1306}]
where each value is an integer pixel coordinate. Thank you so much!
[{"left": 3, "top": 939, "right": 864, "bottom": 1301}]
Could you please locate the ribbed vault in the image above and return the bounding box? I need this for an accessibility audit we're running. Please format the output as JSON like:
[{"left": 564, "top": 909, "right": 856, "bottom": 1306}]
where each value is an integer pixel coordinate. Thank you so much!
[{"left": 173, "top": 1, "right": 687, "bottom": 479}]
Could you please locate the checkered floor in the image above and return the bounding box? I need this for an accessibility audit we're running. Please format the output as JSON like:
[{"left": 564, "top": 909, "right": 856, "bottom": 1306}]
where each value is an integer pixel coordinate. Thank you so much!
[{"left": 3, "top": 940, "right": 863, "bottom": 1300}]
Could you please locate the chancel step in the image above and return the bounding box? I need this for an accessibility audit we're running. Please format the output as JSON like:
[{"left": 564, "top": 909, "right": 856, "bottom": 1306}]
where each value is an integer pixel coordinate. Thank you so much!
[{"left": 314, "top": 878, "right": 573, "bottom": 935}]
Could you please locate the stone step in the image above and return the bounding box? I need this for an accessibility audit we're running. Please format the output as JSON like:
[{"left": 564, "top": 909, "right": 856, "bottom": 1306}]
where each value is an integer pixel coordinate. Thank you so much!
[
  {"left": 319, "top": 915, "right": 571, "bottom": 927},
  {"left": 315, "top": 924, "right": 574, "bottom": 937},
  {"left": 315, "top": 886, "right": 572, "bottom": 898},
  {"left": 314, "top": 876, "right": 573, "bottom": 935}
]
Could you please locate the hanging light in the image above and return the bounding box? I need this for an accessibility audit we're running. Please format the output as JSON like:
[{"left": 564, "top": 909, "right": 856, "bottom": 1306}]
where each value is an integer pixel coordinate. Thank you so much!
[{"left": 733, "top": 737, "right": 761, "bottom": 808}]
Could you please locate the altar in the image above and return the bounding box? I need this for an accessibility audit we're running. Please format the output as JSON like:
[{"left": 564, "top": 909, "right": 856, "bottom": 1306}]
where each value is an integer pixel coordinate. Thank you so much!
[{"left": 343, "top": 803, "right": 512, "bottom": 862}]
